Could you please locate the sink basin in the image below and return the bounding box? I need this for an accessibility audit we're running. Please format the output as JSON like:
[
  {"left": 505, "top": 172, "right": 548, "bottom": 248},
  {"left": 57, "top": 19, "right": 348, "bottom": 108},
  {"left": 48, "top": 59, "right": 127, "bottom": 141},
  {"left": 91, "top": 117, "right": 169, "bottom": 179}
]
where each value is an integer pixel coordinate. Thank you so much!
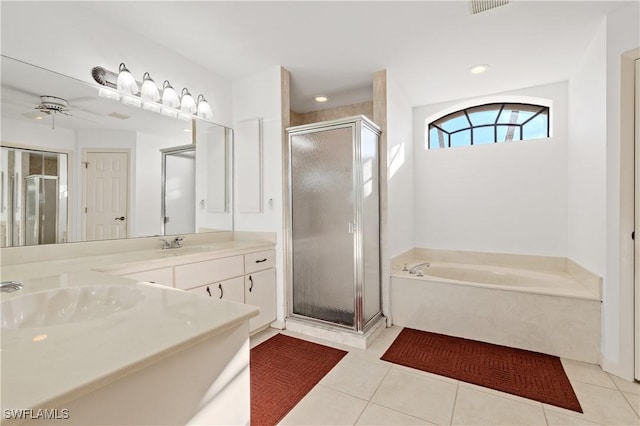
[{"left": 1, "top": 286, "right": 143, "bottom": 329}]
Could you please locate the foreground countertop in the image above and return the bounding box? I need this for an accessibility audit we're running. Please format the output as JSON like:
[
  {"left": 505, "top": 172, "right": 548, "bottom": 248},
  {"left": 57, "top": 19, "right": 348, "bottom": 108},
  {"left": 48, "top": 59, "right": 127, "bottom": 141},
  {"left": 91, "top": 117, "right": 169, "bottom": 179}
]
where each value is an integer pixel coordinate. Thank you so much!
[{"left": 0, "top": 238, "right": 273, "bottom": 413}]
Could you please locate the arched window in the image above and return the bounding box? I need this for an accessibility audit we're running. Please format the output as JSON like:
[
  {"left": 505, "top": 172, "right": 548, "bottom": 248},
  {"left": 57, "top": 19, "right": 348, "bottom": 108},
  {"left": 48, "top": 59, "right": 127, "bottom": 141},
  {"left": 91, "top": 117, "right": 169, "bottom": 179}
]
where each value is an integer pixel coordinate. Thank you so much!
[{"left": 428, "top": 103, "right": 549, "bottom": 149}]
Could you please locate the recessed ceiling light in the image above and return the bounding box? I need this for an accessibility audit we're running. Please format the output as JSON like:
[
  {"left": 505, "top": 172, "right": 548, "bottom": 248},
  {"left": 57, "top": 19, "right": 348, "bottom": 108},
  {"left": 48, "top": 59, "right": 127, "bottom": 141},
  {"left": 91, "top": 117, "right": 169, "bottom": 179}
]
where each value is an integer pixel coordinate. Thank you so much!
[
  {"left": 34, "top": 116, "right": 44, "bottom": 120},
  {"left": 32, "top": 334, "right": 48, "bottom": 342},
  {"left": 315, "top": 96, "right": 328, "bottom": 103},
  {"left": 469, "top": 64, "right": 490, "bottom": 74},
  {"left": 184, "top": 128, "right": 192, "bottom": 133}
]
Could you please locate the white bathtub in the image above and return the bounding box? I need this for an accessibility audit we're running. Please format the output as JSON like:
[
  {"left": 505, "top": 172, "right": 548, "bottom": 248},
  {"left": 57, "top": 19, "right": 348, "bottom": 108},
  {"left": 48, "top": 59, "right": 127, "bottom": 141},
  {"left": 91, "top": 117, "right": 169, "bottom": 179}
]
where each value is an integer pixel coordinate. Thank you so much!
[{"left": 391, "top": 258, "right": 601, "bottom": 363}]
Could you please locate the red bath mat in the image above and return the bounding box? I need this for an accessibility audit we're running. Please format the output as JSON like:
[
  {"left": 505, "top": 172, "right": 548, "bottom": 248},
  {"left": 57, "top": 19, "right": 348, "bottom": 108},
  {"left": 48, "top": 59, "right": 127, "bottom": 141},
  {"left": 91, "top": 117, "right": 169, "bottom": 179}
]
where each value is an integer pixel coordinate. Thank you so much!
[
  {"left": 381, "top": 328, "right": 582, "bottom": 413},
  {"left": 250, "top": 334, "right": 347, "bottom": 426}
]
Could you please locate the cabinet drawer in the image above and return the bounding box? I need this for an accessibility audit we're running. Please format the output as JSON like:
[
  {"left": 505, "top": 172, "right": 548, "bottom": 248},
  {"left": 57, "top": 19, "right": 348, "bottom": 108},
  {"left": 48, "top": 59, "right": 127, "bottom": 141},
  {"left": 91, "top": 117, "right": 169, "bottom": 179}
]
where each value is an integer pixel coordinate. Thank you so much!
[
  {"left": 244, "top": 250, "right": 275, "bottom": 274},
  {"left": 174, "top": 256, "right": 244, "bottom": 290},
  {"left": 121, "top": 267, "right": 174, "bottom": 287},
  {"left": 187, "top": 276, "right": 245, "bottom": 304}
]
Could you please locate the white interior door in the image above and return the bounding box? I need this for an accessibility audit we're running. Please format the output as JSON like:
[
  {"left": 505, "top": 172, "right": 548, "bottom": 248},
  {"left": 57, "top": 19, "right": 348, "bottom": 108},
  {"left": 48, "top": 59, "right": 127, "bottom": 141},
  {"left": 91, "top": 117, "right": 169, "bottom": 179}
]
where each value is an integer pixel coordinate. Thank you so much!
[
  {"left": 85, "top": 151, "right": 129, "bottom": 241},
  {"left": 635, "top": 58, "right": 640, "bottom": 380}
]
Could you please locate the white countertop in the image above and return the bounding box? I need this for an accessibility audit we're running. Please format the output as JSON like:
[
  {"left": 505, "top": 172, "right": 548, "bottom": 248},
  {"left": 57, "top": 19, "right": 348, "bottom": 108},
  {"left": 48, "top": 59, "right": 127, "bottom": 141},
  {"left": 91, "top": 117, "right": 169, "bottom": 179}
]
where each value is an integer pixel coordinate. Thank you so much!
[{"left": 0, "top": 240, "right": 273, "bottom": 412}]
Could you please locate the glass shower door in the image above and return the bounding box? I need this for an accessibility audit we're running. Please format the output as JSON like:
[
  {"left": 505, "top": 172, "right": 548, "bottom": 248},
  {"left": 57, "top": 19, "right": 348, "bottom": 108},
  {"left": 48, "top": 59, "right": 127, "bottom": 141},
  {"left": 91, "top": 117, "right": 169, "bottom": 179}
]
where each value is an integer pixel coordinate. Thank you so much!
[{"left": 291, "top": 126, "right": 356, "bottom": 327}]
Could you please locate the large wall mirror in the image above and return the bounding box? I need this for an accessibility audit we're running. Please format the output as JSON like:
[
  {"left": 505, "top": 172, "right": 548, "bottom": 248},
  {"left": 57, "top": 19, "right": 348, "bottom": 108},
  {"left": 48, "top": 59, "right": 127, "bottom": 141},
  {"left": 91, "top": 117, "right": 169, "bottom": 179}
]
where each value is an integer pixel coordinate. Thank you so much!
[{"left": 0, "top": 55, "right": 233, "bottom": 248}]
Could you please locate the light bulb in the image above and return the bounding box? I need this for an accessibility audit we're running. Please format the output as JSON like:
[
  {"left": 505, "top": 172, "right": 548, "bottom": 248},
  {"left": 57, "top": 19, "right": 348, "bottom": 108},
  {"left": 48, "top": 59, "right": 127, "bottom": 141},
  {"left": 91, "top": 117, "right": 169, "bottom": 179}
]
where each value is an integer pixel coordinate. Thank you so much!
[
  {"left": 180, "top": 88, "right": 196, "bottom": 115},
  {"left": 196, "top": 94, "right": 213, "bottom": 120},
  {"left": 161, "top": 80, "right": 180, "bottom": 109},
  {"left": 117, "top": 62, "right": 138, "bottom": 95},
  {"left": 140, "top": 72, "right": 160, "bottom": 102}
]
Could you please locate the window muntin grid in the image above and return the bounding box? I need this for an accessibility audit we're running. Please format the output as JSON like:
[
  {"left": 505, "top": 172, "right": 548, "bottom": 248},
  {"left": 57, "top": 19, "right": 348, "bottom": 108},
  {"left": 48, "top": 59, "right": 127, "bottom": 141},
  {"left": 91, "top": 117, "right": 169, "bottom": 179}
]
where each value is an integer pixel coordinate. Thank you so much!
[{"left": 428, "top": 103, "right": 549, "bottom": 149}]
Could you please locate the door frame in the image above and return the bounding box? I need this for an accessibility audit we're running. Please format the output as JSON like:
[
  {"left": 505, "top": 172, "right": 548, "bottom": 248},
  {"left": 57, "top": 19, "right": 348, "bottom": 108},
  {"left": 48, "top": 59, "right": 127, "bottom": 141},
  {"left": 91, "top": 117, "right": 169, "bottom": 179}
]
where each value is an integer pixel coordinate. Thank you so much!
[
  {"left": 160, "top": 144, "right": 195, "bottom": 236},
  {"left": 635, "top": 58, "right": 640, "bottom": 380},
  {"left": 81, "top": 148, "right": 131, "bottom": 241}
]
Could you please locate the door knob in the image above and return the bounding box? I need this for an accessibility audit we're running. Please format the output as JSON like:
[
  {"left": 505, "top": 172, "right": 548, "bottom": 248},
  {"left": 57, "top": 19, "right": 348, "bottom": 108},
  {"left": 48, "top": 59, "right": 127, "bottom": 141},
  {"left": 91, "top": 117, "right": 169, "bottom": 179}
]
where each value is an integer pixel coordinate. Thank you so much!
[{"left": 115, "top": 216, "right": 125, "bottom": 221}]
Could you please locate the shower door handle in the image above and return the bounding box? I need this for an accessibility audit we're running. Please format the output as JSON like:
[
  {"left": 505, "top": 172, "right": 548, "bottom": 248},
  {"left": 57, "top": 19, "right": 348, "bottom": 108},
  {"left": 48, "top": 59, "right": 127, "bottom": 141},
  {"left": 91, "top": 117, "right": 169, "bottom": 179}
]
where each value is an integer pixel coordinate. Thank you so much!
[{"left": 348, "top": 221, "right": 357, "bottom": 234}]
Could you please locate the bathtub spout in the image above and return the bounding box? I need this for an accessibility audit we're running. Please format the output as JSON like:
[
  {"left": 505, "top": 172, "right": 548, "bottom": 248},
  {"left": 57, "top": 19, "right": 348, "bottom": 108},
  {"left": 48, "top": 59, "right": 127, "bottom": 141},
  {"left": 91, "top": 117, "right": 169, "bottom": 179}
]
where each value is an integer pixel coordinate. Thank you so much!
[{"left": 409, "top": 262, "right": 430, "bottom": 274}]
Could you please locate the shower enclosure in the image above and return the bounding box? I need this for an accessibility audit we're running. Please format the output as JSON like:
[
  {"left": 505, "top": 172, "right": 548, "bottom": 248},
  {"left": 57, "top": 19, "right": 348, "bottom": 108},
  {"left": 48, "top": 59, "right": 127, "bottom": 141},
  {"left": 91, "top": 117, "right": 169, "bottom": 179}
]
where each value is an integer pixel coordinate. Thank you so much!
[{"left": 286, "top": 116, "right": 381, "bottom": 333}]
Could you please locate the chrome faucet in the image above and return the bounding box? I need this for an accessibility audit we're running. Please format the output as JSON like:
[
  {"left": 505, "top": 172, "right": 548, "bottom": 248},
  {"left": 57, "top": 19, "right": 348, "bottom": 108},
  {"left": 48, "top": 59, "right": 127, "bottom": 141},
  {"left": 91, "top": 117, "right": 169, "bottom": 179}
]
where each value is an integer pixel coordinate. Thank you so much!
[
  {"left": 171, "top": 236, "right": 183, "bottom": 248},
  {"left": 409, "top": 262, "right": 430, "bottom": 275},
  {"left": 0, "top": 281, "right": 23, "bottom": 293},
  {"left": 159, "top": 236, "right": 184, "bottom": 249}
]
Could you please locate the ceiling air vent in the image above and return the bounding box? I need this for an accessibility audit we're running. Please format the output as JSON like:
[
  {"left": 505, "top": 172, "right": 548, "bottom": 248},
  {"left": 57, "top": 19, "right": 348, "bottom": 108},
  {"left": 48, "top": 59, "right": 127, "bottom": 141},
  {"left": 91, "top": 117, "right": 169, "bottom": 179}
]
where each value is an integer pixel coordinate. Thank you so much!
[{"left": 469, "top": 0, "right": 509, "bottom": 15}]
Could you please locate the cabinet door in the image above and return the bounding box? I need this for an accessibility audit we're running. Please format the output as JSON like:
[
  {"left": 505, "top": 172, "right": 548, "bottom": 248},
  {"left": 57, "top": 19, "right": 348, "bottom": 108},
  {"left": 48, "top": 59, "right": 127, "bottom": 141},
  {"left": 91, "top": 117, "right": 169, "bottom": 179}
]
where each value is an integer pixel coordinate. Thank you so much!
[
  {"left": 188, "top": 276, "right": 245, "bottom": 304},
  {"left": 122, "top": 267, "right": 174, "bottom": 287},
  {"left": 244, "top": 268, "right": 276, "bottom": 332},
  {"left": 174, "top": 256, "right": 244, "bottom": 290}
]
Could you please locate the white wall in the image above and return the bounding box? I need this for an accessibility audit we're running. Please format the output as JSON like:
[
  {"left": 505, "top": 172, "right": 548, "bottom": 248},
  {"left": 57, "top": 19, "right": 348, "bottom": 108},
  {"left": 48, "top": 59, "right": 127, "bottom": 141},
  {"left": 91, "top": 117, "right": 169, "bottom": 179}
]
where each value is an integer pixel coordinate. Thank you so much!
[
  {"left": 412, "top": 82, "right": 568, "bottom": 257},
  {"left": 232, "top": 66, "right": 284, "bottom": 323},
  {"left": 0, "top": 2, "right": 232, "bottom": 127},
  {"left": 567, "top": 21, "right": 607, "bottom": 277},
  {"left": 386, "top": 72, "right": 415, "bottom": 258},
  {"left": 603, "top": 1, "right": 640, "bottom": 380}
]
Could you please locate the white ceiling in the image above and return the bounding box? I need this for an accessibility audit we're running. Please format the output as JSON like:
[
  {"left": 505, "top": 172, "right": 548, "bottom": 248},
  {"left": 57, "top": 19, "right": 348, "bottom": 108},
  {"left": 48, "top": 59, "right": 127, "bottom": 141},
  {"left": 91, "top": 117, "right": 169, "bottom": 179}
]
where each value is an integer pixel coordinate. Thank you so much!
[{"left": 79, "top": 1, "right": 628, "bottom": 113}]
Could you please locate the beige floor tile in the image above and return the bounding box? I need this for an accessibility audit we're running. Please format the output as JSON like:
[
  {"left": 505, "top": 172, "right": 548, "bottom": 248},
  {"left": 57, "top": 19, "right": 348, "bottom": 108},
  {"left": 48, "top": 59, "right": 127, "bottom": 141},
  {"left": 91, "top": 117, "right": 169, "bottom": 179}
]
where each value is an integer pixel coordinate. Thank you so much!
[
  {"left": 320, "top": 353, "right": 392, "bottom": 400},
  {"left": 249, "top": 327, "right": 280, "bottom": 349},
  {"left": 610, "top": 374, "right": 640, "bottom": 395},
  {"left": 544, "top": 410, "right": 603, "bottom": 425},
  {"left": 370, "top": 368, "right": 457, "bottom": 425},
  {"left": 364, "top": 326, "right": 403, "bottom": 358},
  {"left": 356, "top": 403, "right": 435, "bottom": 425},
  {"left": 451, "top": 385, "right": 546, "bottom": 426},
  {"left": 624, "top": 392, "right": 640, "bottom": 417},
  {"left": 544, "top": 381, "right": 640, "bottom": 426},
  {"left": 458, "top": 382, "right": 545, "bottom": 406},
  {"left": 561, "top": 359, "right": 616, "bottom": 389},
  {"left": 278, "top": 385, "right": 367, "bottom": 425}
]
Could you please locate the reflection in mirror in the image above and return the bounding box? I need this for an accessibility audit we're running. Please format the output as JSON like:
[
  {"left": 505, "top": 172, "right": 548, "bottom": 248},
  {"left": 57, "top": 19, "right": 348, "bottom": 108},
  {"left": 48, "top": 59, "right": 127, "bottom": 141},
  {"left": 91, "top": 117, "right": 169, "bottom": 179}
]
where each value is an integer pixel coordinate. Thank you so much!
[
  {"left": 1, "top": 147, "right": 68, "bottom": 247},
  {"left": 0, "top": 55, "right": 233, "bottom": 247},
  {"left": 162, "top": 145, "right": 196, "bottom": 236}
]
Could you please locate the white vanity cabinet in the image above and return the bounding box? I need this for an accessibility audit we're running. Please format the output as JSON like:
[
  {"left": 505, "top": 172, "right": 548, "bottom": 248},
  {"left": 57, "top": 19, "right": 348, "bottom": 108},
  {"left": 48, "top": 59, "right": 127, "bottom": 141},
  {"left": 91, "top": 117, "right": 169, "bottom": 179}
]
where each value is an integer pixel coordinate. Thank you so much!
[
  {"left": 174, "top": 256, "right": 244, "bottom": 290},
  {"left": 245, "top": 268, "right": 276, "bottom": 332},
  {"left": 188, "top": 276, "right": 245, "bottom": 304},
  {"left": 112, "top": 247, "right": 277, "bottom": 334},
  {"left": 120, "top": 267, "right": 174, "bottom": 287}
]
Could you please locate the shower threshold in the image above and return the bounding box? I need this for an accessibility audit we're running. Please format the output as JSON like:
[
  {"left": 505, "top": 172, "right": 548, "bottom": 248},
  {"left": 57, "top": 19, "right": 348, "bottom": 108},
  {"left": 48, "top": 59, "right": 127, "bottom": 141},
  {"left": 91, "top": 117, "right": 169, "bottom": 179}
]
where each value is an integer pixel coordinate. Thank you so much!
[{"left": 285, "top": 315, "right": 387, "bottom": 349}]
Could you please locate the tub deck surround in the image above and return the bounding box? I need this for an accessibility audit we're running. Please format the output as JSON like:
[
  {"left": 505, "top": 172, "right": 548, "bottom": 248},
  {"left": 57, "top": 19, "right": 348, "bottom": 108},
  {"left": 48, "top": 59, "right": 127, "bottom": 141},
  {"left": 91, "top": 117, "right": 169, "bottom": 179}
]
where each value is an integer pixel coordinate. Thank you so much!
[
  {"left": 392, "top": 248, "right": 602, "bottom": 298},
  {"left": 0, "top": 270, "right": 258, "bottom": 416},
  {"left": 390, "top": 249, "right": 602, "bottom": 364}
]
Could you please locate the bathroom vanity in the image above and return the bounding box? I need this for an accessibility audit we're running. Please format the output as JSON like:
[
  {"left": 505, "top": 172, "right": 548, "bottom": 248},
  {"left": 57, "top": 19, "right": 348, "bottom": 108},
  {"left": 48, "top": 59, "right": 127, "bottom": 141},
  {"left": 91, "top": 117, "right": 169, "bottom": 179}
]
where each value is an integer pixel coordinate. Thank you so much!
[{"left": 0, "top": 234, "right": 277, "bottom": 425}]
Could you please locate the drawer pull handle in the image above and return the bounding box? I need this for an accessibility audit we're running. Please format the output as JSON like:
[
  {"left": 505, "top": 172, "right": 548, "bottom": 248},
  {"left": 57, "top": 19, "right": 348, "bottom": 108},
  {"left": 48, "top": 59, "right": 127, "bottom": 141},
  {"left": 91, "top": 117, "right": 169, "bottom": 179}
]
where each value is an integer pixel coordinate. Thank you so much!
[
  {"left": 256, "top": 258, "right": 267, "bottom": 263},
  {"left": 206, "top": 286, "right": 212, "bottom": 297},
  {"left": 249, "top": 275, "right": 253, "bottom": 292},
  {"left": 217, "top": 283, "right": 224, "bottom": 299}
]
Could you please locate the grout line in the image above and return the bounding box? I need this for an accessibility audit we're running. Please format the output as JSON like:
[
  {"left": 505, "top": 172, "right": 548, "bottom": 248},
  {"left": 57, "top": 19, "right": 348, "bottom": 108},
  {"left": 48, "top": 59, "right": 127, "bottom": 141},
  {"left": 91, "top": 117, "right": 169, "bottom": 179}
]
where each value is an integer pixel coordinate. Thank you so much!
[
  {"left": 448, "top": 381, "right": 460, "bottom": 426},
  {"left": 352, "top": 401, "right": 370, "bottom": 426},
  {"left": 542, "top": 402, "right": 550, "bottom": 425},
  {"left": 619, "top": 391, "right": 640, "bottom": 419}
]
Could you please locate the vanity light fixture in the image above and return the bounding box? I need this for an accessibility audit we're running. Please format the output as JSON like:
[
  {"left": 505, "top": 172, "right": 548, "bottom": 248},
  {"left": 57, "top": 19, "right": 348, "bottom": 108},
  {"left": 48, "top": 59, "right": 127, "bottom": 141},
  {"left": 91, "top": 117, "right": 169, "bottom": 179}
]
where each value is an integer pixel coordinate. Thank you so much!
[
  {"left": 161, "top": 80, "right": 180, "bottom": 109},
  {"left": 140, "top": 72, "right": 160, "bottom": 102},
  {"left": 92, "top": 63, "right": 215, "bottom": 122},
  {"left": 196, "top": 94, "right": 213, "bottom": 120},
  {"left": 180, "top": 88, "right": 197, "bottom": 114},
  {"left": 116, "top": 63, "right": 138, "bottom": 95},
  {"left": 315, "top": 96, "right": 328, "bottom": 102}
]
